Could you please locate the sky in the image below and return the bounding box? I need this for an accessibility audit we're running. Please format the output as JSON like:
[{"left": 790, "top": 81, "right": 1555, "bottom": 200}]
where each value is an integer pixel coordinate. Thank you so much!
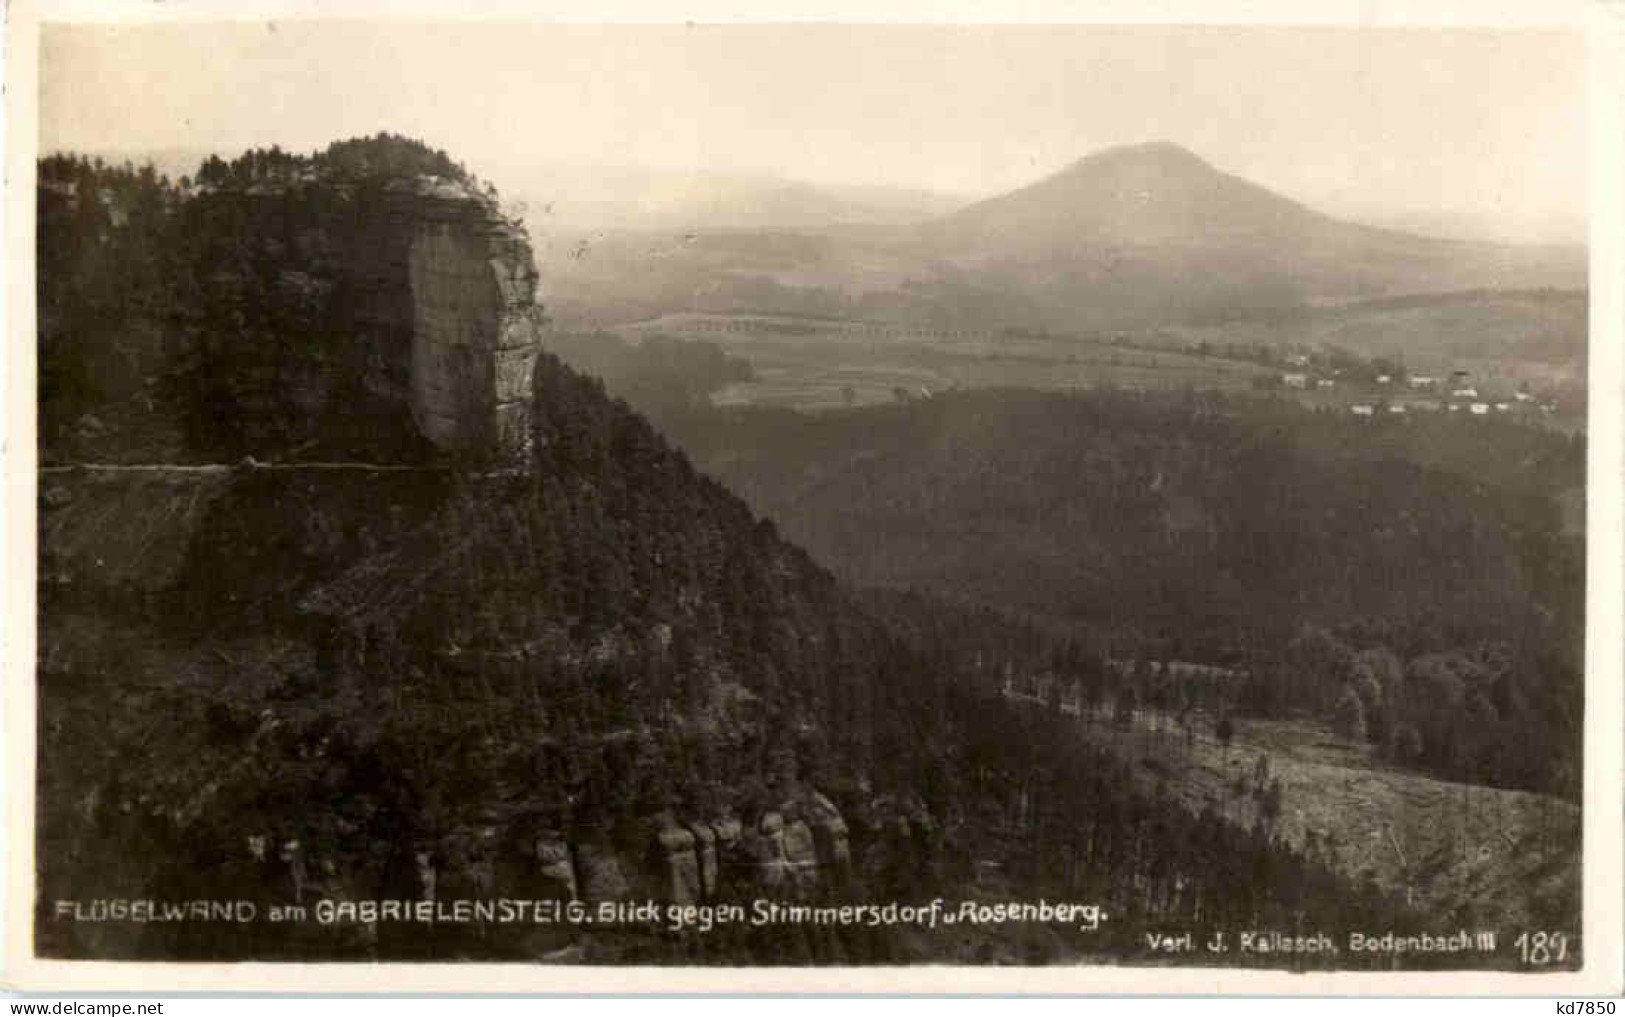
[{"left": 39, "top": 22, "right": 1587, "bottom": 242}]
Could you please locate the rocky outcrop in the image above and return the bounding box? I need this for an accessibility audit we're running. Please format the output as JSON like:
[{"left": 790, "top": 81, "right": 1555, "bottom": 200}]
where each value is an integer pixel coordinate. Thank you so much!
[
  {"left": 781, "top": 811, "right": 819, "bottom": 889},
  {"left": 398, "top": 180, "right": 543, "bottom": 457},
  {"left": 803, "top": 791, "right": 852, "bottom": 879},
  {"left": 308, "top": 176, "right": 544, "bottom": 461},
  {"left": 430, "top": 795, "right": 870, "bottom": 914},
  {"left": 689, "top": 822, "right": 720, "bottom": 898},
  {"left": 735, "top": 811, "right": 790, "bottom": 889},
  {"left": 648, "top": 820, "right": 703, "bottom": 905},
  {"left": 533, "top": 834, "right": 578, "bottom": 900},
  {"left": 67, "top": 175, "right": 547, "bottom": 465},
  {"left": 264, "top": 176, "right": 545, "bottom": 461},
  {"left": 575, "top": 842, "right": 632, "bottom": 902}
]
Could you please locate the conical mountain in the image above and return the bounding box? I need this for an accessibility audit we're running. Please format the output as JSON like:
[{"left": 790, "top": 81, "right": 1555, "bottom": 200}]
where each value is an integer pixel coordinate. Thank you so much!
[{"left": 927, "top": 141, "right": 1373, "bottom": 250}]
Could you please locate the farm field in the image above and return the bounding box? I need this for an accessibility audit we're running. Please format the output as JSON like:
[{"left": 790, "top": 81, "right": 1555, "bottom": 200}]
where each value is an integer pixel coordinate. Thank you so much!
[
  {"left": 1048, "top": 699, "right": 1579, "bottom": 933},
  {"left": 608, "top": 309, "right": 1581, "bottom": 428},
  {"left": 615, "top": 313, "right": 1272, "bottom": 410}
]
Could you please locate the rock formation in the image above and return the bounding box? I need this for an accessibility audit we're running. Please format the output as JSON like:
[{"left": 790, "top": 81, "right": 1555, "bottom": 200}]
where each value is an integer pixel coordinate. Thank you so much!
[
  {"left": 648, "top": 819, "right": 703, "bottom": 905},
  {"left": 781, "top": 810, "right": 819, "bottom": 889},
  {"left": 49, "top": 174, "right": 546, "bottom": 465},
  {"left": 688, "top": 822, "right": 720, "bottom": 898},
  {"left": 575, "top": 842, "right": 632, "bottom": 902},
  {"left": 397, "top": 179, "right": 544, "bottom": 457},
  {"left": 803, "top": 791, "right": 852, "bottom": 879},
  {"left": 533, "top": 834, "right": 578, "bottom": 900}
]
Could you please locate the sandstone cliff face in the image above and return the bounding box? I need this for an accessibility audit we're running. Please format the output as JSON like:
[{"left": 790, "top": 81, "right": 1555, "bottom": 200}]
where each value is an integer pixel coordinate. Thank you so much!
[
  {"left": 56, "top": 175, "right": 545, "bottom": 464},
  {"left": 295, "top": 176, "right": 545, "bottom": 461},
  {"left": 398, "top": 180, "right": 543, "bottom": 457}
]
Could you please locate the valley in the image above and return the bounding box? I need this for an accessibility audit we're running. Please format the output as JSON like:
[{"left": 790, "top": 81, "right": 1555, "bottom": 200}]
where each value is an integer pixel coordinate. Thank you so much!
[
  {"left": 604, "top": 312, "right": 1271, "bottom": 410},
  {"left": 592, "top": 296, "right": 1582, "bottom": 425},
  {"left": 537, "top": 143, "right": 1585, "bottom": 436}
]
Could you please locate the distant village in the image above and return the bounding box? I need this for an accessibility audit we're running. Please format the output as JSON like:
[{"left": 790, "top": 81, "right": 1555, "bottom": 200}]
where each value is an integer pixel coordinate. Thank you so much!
[{"left": 1273, "top": 352, "right": 1558, "bottom": 419}]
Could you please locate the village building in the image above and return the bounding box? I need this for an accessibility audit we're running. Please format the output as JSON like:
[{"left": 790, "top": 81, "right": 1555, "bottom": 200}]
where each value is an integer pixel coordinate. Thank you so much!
[{"left": 1282, "top": 372, "right": 1309, "bottom": 389}]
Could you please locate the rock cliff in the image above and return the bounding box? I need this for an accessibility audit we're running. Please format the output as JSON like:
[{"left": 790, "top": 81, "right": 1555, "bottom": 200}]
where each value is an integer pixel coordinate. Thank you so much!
[
  {"left": 44, "top": 173, "right": 545, "bottom": 464},
  {"left": 403, "top": 189, "right": 542, "bottom": 455},
  {"left": 213, "top": 176, "right": 545, "bottom": 461}
]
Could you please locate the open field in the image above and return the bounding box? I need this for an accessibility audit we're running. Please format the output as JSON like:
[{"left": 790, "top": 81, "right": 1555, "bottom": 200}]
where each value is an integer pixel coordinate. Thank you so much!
[
  {"left": 609, "top": 309, "right": 1581, "bottom": 428},
  {"left": 615, "top": 312, "right": 1272, "bottom": 410}
]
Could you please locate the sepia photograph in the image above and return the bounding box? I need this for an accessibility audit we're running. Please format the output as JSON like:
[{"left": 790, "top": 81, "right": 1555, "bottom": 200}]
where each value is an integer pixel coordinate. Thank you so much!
[{"left": 5, "top": 2, "right": 1620, "bottom": 994}]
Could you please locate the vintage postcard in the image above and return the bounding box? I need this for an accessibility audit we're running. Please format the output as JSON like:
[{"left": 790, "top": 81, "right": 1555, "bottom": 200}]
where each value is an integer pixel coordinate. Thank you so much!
[{"left": 3, "top": 0, "right": 1621, "bottom": 995}]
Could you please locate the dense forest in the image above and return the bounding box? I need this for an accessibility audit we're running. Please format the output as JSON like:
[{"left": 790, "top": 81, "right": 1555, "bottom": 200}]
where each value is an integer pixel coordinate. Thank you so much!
[
  {"left": 653, "top": 390, "right": 1584, "bottom": 798},
  {"left": 191, "top": 133, "right": 483, "bottom": 190},
  {"left": 37, "top": 152, "right": 188, "bottom": 448},
  {"left": 542, "top": 331, "right": 755, "bottom": 417}
]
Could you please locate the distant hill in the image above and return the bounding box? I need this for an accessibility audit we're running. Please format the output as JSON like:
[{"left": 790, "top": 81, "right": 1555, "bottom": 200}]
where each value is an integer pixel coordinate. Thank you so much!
[
  {"left": 900, "top": 142, "right": 1582, "bottom": 324},
  {"left": 507, "top": 164, "right": 965, "bottom": 231},
  {"left": 922, "top": 141, "right": 1359, "bottom": 250}
]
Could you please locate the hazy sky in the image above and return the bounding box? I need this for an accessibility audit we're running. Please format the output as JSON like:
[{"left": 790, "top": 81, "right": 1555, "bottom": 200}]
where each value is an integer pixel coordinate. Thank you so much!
[{"left": 40, "top": 22, "right": 1586, "bottom": 241}]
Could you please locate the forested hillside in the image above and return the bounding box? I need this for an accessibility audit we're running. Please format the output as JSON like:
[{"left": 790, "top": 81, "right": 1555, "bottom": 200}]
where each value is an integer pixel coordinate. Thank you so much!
[
  {"left": 541, "top": 331, "right": 755, "bottom": 417},
  {"left": 658, "top": 389, "right": 1584, "bottom": 798}
]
